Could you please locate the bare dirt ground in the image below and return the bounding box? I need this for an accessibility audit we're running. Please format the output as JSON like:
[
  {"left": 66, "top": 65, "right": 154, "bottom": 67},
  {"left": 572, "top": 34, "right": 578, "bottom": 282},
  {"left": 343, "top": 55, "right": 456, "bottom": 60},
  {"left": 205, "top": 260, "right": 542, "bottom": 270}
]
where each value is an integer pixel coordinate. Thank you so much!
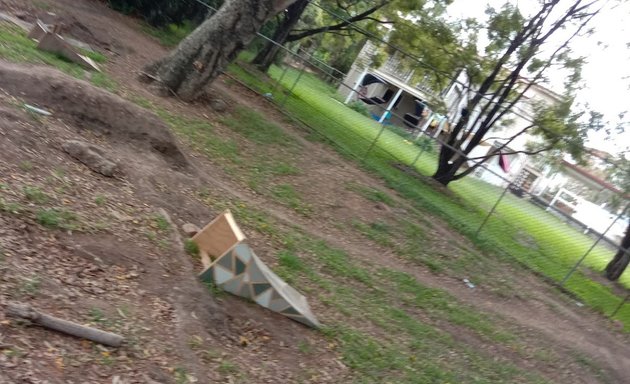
[{"left": 0, "top": 0, "right": 629, "bottom": 383}]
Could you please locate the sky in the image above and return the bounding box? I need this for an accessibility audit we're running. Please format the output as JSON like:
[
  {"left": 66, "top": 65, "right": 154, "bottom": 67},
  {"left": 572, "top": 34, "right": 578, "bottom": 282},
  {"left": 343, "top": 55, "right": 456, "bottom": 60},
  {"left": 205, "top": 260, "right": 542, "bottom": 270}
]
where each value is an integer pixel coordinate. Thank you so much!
[{"left": 447, "top": 0, "right": 630, "bottom": 155}]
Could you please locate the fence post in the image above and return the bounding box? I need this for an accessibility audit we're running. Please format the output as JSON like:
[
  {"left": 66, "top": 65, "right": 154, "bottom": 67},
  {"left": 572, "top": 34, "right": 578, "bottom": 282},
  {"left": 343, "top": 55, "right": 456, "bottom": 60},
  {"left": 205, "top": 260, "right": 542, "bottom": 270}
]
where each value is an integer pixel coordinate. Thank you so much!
[
  {"left": 280, "top": 61, "right": 307, "bottom": 109},
  {"left": 271, "top": 64, "right": 290, "bottom": 96},
  {"left": 476, "top": 181, "right": 511, "bottom": 236},
  {"left": 611, "top": 292, "right": 630, "bottom": 317},
  {"left": 410, "top": 146, "right": 426, "bottom": 168},
  {"left": 560, "top": 204, "right": 629, "bottom": 286},
  {"left": 363, "top": 123, "right": 387, "bottom": 161},
  {"left": 410, "top": 132, "right": 431, "bottom": 168}
]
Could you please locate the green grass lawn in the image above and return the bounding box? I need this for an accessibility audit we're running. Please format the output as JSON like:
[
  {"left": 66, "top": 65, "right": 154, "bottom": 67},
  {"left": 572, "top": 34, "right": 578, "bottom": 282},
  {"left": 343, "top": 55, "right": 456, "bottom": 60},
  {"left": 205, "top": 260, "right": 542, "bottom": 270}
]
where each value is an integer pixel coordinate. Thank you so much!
[
  {"left": 0, "top": 23, "right": 119, "bottom": 92},
  {"left": 228, "top": 57, "right": 630, "bottom": 329}
]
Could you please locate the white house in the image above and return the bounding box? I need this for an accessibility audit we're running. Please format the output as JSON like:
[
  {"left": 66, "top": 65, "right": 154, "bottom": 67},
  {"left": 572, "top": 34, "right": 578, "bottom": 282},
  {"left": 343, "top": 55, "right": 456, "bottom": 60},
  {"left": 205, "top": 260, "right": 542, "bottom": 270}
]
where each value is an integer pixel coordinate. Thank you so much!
[{"left": 338, "top": 40, "right": 565, "bottom": 189}]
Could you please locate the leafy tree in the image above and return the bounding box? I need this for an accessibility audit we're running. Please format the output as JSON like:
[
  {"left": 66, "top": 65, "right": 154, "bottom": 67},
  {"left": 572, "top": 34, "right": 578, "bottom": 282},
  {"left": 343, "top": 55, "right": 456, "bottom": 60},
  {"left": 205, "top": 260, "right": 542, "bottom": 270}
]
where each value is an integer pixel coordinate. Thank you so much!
[
  {"left": 143, "top": 0, "right": 298, "bottom": 101},
  {"left": 251, "top": 0, "right": 453, "bottom": 72},
  {"left": 106, "top": 0, "right": 221, "bottom": 26},
  {"left": 429, "top": 1, "right": 605, "bottom": 186},
  {"left": 604, "top": 155, "right": 630, "bottom": 281}
]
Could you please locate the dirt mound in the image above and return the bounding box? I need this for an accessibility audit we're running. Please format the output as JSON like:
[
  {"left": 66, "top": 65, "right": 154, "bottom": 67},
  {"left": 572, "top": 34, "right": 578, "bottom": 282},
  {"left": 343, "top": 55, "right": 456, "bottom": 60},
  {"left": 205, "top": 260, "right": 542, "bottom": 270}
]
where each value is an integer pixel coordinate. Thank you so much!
[{"left": 0, "top": 61, "right": 188, "bottom": 168}]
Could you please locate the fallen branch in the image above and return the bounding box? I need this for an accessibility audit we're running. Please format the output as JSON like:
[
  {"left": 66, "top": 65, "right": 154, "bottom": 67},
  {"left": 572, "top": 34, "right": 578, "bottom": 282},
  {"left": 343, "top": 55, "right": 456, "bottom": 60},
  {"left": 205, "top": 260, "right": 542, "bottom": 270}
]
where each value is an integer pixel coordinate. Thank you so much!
[{"left": 5, "top": 303, "right": 124, "bottom": 347}]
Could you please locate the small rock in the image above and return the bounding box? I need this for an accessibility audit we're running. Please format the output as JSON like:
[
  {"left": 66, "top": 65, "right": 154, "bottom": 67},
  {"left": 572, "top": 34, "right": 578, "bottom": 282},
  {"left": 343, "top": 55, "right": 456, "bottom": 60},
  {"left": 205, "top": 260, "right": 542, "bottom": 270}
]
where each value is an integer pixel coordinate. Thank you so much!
[
  {"left": 62, "top": 140, "right": 118, "bottom": 177},
  {"left": 182, "top": 223, "right": 201, "bottom": 238},
  {"left": 612, "top": 320, "right": 624, "bottom": 331},
  {"left": 374, "top": 202, "right": 391, "bottom": 212},
  {"left": 209, "top": 98, "right": 228, "bottom": 113}
]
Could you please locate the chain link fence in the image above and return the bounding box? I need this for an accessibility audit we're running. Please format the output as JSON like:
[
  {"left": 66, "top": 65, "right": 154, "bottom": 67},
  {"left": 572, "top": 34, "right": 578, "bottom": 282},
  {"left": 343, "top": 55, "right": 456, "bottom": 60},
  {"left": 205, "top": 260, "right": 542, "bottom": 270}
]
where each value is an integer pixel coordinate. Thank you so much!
[{"left": 189, "top": 0, "right": 630, "bottom": 328}]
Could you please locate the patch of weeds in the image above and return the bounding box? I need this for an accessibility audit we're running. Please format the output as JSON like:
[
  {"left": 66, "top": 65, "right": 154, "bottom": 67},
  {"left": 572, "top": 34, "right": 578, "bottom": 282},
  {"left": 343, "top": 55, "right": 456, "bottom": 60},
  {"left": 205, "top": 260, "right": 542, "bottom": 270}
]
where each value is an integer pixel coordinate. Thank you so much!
[
  {"left": 268, "top": 162, "right": 301, "bottom": 176},
  {"left": 80, "top": 49, "right": 107, "bottom": 64},
  {"left": 204, "top": 281, "right": 225, "bottom": 297},
  {"left": 184, "top": 239, "right": 200, "bottom": 259},
  {"left": 3, "top": 347, "right": 24, "bottom": 358},
  {"left": 94, "top": 195, "right": 107, "bottom": 206},
  {"left": 218, "top": 360, "right": 239, "bottom": 375},
  {"left": 201, "top": 348, "right": 221, "bottom": 362},
  {"left": 99, "top": 351, "right": 114, "bottom": 366},
  {"left": 331, "top": 326, "right": 406, "bottom": 380},
  {"left": 278, "top": 250, "right": 306, "bottom": 272},
  {"left": 572, "top": 352, "right": 607, "bottom": 377},
  {"left": 347, "top": 183, "right": 395, "bottom": 206},
  {"left": 276, "top": 250, "right": 307, "bottom": 283},
  {"left": 271, "top": 184, "right": 312, "bottom": 216},
  {"left": 352, "top": 220, "right": 393, "bottom": 247},
  {"left": 247, "top": 158, "right": 301, "bottom": 191},
  {"left": 228, "top": 202, "right": 280, "bottom": 239},
  {"left": 143, "top": 21, "right": 194, "bottom": 47},
  {"left": 52, "top": 167, "right": 66, "bottom": 179},
  {"left": 32, "top": 1, "right": 51, "bottom": 10},
  {"left": 89, "top": 220, "right": 111, "bottom": 232},
  {"left": 129, "top": 95, "right": 154, "bottom": 109},
  {"left": 90, "top": 72, "right": 119, "bottom": 93},
  {"left": 188, "top": 335, "right": 204, "bottom": 350},
  {"left": 144, "top": 230, "right": 157, "bottom": 242},
  {"left": 221, "top": 107, "right": 297, "bottom": 146},
  {"left": 203, "top": 136, "right": 241, "bottom": 163},
  {"left": 153, "top": 215, "right": 170, "bottom": 231},
  {"left": 18, "top": 276, "right": 41, "bottom": 297},
  {"left": 379, "top": 269, "right": 515, "bottom": 343},
  {"left": 157, "top": 238, "right": 171, "bottom": 250},
  {"left": 197, "top": 187, "right": 211, "bottom": 200},
  {"left": 23, "top": 186, "right": 50, "bottom": 204},
  {"left": 18, "top": 160, "right": 33, "bottom": 172},
  {"left": 297, "top": 340, "right": 313, "bottom": 354},
  {"left": 139, "top": 102, "right": 244, "bottom": 164},
  {"left": 401, "top": 219, "right": 426, "bottom": 241},
  {"left": 346, "top": 100, "right": 371, "bottom": 117},
  {"left": 303, "top": 239, "right": 371, "bottom": 285},
  {"left": 0, "top": 199, "right": 24, "bottom": 214},
  {"left": 173, "top": 367, "right": 191, "bottom": 384},
  {"left": 88, "top": 308, "right": 107, "bottom": 324},
  {"left": 0, "top": 23, "right": 84, "bottom": 78},
  {"left": 36, "top": 208, "right": 78, "bottom": 230}
]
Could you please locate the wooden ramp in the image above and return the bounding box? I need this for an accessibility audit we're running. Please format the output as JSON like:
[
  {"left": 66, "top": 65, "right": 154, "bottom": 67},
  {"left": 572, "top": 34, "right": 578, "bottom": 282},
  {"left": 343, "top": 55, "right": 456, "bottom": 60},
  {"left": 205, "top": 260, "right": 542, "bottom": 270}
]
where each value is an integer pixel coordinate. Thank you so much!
[{"left": 192, "top": 211, "right": 320, "bottom": 328}]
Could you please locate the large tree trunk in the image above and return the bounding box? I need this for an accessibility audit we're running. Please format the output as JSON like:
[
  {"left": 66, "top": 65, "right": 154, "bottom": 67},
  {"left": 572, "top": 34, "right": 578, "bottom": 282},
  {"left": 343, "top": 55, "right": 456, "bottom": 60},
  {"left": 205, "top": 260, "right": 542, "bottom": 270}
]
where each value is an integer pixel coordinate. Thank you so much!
[
  {"left": 432, "top": 161, "right": 459, "bottom": 186},
  {"left": 431, "top": 111, "right": 471, "bottom": 186},
  {"left": 605, "top": 222, "right": 630, "bottom": 281},
  {"left": 252, "top": 0, "right": 308, "bottom": 72},
  {"left": 145, "top": 0, "right": 286, "bottom": 101}
]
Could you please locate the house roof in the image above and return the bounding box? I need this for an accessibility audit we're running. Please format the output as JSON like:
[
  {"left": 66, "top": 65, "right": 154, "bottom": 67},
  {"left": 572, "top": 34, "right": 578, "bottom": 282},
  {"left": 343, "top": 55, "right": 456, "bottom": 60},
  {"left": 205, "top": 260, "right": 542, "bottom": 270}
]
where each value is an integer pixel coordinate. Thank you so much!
[
  {"left": 562, "top": 160, "right": 628, "bottom": 198},
  {"left": 585, "top": 147, "right": 614, "bottom": 162},
  {"left": 372, "top": 69, "right": 437, "bottom": 103}
]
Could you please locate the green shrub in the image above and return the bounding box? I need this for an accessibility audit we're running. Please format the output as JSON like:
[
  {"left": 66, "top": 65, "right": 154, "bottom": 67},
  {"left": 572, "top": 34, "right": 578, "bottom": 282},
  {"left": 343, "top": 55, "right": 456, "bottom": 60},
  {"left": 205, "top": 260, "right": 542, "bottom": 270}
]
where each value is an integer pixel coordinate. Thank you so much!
[
  {"left": 347, "top": 100, "right": 371, "bottom": 117},
  {"left": 108, "top": 0, "right": 222, "bottom": 26}
]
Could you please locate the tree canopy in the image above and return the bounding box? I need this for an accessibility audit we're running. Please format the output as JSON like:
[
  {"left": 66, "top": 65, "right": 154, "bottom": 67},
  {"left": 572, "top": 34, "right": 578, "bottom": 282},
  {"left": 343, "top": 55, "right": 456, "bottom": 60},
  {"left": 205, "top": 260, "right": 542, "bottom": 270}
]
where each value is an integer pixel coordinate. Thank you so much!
[
  {"left": 425, "top": 0, "right": 606, "bottom": 186},
  {"left": 252, "top": 0, "right": 454, "bottom": 73}
]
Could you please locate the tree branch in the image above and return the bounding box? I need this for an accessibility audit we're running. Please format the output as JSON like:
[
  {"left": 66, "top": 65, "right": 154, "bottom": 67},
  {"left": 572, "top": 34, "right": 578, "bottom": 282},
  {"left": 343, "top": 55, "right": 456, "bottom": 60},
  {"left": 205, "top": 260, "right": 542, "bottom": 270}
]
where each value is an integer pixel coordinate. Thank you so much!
[
  {"left": 486, "top": 3, "right": 602, "bottom": 130},
  {"left": 287, "top": 1, "right": 389, "bottom": 42},
  {"left": 452, "top": 141, "right": 557, "bottom": 181}
]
